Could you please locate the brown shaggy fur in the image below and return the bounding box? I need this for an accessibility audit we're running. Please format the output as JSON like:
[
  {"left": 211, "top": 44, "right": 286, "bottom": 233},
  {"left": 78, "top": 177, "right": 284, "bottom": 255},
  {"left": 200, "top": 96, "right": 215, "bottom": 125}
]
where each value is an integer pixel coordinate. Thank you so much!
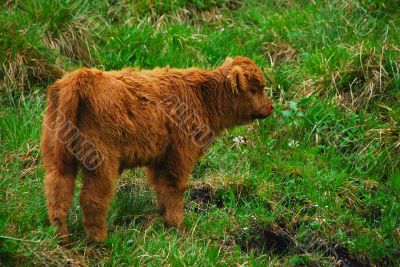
[{"left": 41, "top": 56, "right": 273, "bottom": 242}]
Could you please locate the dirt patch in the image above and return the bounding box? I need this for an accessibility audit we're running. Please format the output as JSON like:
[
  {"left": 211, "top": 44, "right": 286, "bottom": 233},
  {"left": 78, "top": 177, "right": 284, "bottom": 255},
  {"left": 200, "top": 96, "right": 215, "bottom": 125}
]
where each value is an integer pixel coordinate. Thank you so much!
[
  {"left": 234, "top": 222, "right": 370, "bottom": 265},
  {"left": 187, "top": 184, "right": 223, "bottom": 212},
  {"left": 333, "top": 244, "right": 369, "bottom": 267},
  {"left": 236, "top": 223, "right": 294, "bottom": 256},
  {"left": 304, "top": 237, "right": 370, "bottom": 266},
  {"left": 187, "top": 182, "right": 256, "bottom": 211}
]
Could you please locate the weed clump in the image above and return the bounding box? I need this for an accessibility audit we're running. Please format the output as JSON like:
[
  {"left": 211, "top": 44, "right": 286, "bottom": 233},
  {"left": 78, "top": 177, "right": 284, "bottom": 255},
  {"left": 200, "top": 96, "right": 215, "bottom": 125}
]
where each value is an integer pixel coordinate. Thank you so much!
[
  {"left": 0, "top": 12, "right": 62, "bottom": 95},
  {"left": 19, "top": 0, "right": 98, "bottom": 64}
]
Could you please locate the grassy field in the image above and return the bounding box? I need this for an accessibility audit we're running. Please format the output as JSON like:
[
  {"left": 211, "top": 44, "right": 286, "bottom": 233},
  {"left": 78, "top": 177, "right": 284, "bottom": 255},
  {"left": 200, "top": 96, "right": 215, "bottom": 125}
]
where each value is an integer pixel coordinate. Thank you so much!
[{"left": 1, "top": 0, "right": 400, "bottom": 266}]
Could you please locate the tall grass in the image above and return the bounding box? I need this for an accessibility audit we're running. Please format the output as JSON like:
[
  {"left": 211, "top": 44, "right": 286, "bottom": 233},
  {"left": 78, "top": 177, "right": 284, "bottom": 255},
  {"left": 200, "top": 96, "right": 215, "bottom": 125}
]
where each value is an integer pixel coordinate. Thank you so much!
[{"left": 0, "top": 0, "right": 399, "bottom": 265}]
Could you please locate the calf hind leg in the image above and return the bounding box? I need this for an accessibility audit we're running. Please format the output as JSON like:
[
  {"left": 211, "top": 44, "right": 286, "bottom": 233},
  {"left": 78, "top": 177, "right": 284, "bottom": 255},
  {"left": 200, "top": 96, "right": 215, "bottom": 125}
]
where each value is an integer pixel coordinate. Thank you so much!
[
  {"left": 80, "top": 164, "right": 118, "bottom": 242},
  {"left": 44, "top": 167, "right": 76, "bottom": 242}
]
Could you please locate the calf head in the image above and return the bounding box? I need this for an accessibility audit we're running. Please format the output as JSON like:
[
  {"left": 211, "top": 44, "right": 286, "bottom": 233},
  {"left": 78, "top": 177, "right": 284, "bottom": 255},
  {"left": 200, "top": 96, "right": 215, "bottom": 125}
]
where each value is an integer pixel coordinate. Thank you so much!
[{"left": 223, "top": 56, "right": 274, "bottom": 124}]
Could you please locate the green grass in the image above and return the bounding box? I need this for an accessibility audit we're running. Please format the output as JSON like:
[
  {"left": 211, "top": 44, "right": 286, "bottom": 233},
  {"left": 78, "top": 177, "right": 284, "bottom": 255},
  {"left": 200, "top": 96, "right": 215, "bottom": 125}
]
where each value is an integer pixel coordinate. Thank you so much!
[{"left": 1, "top": 0, "right": 399, "bottom": 265}]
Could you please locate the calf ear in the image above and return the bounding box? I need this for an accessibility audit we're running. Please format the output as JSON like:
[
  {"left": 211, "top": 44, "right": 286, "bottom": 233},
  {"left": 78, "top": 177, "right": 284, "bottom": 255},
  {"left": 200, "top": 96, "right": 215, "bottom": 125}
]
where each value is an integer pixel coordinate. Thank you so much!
[
  {"left": 222, "top": 57, "right": 233, "bottom": 67},
  {"left": 228, "top": 66, "right": 249, "bottom": 94}
]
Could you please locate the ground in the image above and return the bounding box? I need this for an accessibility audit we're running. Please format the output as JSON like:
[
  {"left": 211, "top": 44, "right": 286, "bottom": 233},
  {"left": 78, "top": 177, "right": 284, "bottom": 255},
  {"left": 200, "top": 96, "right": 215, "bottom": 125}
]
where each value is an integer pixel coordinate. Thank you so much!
[{"left": 0, "top": 0, "right": 399, "bottom": 266}]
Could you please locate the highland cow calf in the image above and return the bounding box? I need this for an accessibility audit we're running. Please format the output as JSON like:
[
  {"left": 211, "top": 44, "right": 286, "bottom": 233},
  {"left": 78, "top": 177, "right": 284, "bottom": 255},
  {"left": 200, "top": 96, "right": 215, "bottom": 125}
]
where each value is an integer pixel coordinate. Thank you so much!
[{"left": 41, "top": 56, "right": 273, "bottom": 242}]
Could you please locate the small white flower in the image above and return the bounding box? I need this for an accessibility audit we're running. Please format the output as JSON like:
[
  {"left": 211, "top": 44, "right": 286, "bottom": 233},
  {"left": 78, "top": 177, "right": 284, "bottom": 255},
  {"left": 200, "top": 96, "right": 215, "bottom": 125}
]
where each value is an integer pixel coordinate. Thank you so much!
[
  {"left": 233, "top": 136, "right": 246, "bottom": 144},
  {"left": 288, "top": 139, "right": 299, "bottom": 148}
]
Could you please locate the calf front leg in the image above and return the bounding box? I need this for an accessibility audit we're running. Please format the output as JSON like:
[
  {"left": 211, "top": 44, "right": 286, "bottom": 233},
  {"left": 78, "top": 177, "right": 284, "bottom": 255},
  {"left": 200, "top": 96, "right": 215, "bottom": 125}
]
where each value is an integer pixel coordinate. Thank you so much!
[
  {"left": 158, "top": 182, "right": 185, "bottom": 230},
  {"left": 146, "top": 167, "right": 188, "bottom": 230}
]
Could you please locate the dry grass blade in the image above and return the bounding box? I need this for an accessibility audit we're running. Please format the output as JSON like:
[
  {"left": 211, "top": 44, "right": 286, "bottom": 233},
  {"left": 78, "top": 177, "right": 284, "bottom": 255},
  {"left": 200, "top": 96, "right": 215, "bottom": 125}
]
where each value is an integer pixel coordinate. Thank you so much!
[
  {"left": 361, "top": 121, "right": 400, "bottom": 174},
  {"left": 264, "top": 30, "right": 297, "bottom": 66},
  {"left": 42, "top": 19, "right": 96, "bottom": 65},
  {"left": 0, "top": 50, "right": 63, "bottom": 94}
]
